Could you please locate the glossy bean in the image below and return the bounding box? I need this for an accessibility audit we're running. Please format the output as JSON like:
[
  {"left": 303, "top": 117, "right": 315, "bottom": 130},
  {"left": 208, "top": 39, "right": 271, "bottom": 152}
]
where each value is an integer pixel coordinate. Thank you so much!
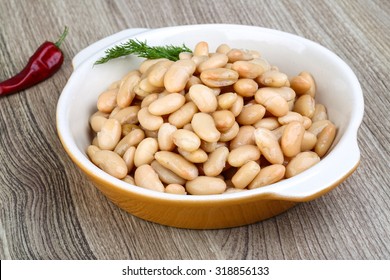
[
  {"left": 186, "top": 176, "right": 226, "bottom": 195},
  {"left": 147, "top": 60, "right": 174, "bottom": 87},
  {"left": 281, "top": 121, "right": 305, "bottom": 157},
  {"left": 285, "top": 151, "right": 320, "bottom": 178},
  {"left": 203, "top": 146, "right": 229, "bottom": 177},
  {"left": 315, "top": 122, "right": 336, "bottom": 157},
  {"left": 312, "top": 103, "right": 328, "bottom": 122},
  {"left": 189, "top": 84, "right": 218, "bottom": 113},
  {"left": 110, "top": 105, "right": 140, "bottom": 124},
  {"left": 148, "top": 93, "right": 186, "bottom": 115},
  {"left": 97, "top": 118, "right": 121, "bottom": 150},
  {"left": 191, "top": 113, "right": 221, "bottom": 142},
  {"left": 233, "top": 78, "right": 259, "bottom": 97},
  {"left": 293, "top": 94, "right": 316, "bottom": 118},
  {"left": 150, "top": 160, "right": 186, "bottom": 185},
  {"left": 87, "top": 145, "right": 128, "bottom": 179},
  {"left": 164, "top": 59, "right": 196, "bottom": 93},
  {"left": 122, "top": 146, "right": 136, "bottom": 172},
  {"left": 168, "top": 101, "right": 198, "bottom": 128},
  {"left": 257, "top": 70, "right": 288, "bottom": 87},
  {"left": 137, "top": 107, "right": 164, "bottom": 131},
  {"left": 165, "top": 184, "right": 187, "bottom": 195},
  {"left": 178, "top": 148, "right": 208, "bottom": 163},
  {"left": 200, "top": 68, "right": 239, "bottom": 88},
  {"left": 219, "top": 121, "right": 239, "bottom": 142},
  {"left": 117, "top": 71, "right": 140, "bottom": 108},
  {"left": 248, "top": 164, "right": 286, "bottom": 189},
  {"left": 114, "top": 128, "right": 145, "bottom": 156},
  {"left": 217, "top": 92, "right": 238, "bottom": 109},
  {"left": 254, "top": 127, "right": 284, "bottom": 164},
  {"left": 134, "top": 137, "right": 158, "bottom": 167},
  {"left": 212, "top": 110, "right": 236, "bottom": 132},
  {"left": 134, "top": 164, "right": 165, "bottom": 192},
  {"left": 172, "top": 129, "right": 201, "bottom": 152},
  {"left": 231, "top": 161, "right": 260, "bottom": 189},
  {"left": 154, "top": 151, "right": 198, "bottom": 180},
  {"left": 255, "top": 88, "right": 289, "bottom": 117},
  {"left": 236, "top": 104, "right": 266, "bottom": 125},
  {"left": 97, "top": 88, "right": 118, "bottom": 113},
  {"left": 226, "top": 48, "right": 253, "bottom": 62},
  {"left": 157, "top": 123, "right": 177, "bottom": 151},
  {"left": 90, "top": 111, "right": 108, "bottom": 133},
  {"left": 301, "top": 131, "right": 317, "bottom": 151},
  {"left": 228, "top": 145, "right": 261, "bottom": 167},
  {"left": 230, "top": 125, "right": 256, "bottom": 150},
  {"left": 231, "top": 60, "right": 265, "bottom": 79},
  {"left": 197, "top": 53, "right": 228, "bottom": 73}
]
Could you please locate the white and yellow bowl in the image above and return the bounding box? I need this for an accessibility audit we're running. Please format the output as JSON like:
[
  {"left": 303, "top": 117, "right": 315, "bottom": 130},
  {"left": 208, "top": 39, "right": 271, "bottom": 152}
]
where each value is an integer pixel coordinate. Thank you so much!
[{"left": 56, "top": 24, "right": 364, "bottom": 229}]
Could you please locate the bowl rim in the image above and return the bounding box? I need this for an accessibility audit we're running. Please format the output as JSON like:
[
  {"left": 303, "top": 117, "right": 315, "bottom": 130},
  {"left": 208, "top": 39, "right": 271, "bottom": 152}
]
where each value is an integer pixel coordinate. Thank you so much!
[{"left": 56, "top": 24, "right": 364, "bottom": 203}]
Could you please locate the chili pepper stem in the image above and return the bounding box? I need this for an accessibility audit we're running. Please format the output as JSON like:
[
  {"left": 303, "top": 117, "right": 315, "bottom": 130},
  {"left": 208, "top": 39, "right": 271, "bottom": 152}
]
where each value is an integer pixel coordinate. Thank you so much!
[{"left": 55, "top": 26, "right": 69, "bottom": 48}]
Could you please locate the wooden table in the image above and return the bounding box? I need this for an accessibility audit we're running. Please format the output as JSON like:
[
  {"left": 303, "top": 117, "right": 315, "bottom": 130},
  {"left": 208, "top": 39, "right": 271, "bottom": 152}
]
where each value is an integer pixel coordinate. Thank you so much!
[{"left": 1, "top": 0, "right": 389, "bottom": 260}]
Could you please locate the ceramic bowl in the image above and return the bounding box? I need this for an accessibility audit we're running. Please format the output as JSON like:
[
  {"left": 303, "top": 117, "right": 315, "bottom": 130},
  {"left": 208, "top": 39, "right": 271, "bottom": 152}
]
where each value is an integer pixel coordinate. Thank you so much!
[{"left": 56, "top": 24, "right": 364, "bottom": 229}]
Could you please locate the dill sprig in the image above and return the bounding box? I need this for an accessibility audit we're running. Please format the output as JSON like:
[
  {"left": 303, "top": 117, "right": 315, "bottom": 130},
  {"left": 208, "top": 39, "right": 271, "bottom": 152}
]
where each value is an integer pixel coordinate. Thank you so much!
[{"left": 95, "top": 39, "right": 192, "bottom": 64}]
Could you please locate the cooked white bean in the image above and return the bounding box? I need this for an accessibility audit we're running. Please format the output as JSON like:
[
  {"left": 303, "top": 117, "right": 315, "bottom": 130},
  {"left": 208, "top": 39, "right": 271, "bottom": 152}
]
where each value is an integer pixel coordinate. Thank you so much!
[
  {"left": 203, "top": 146, "right": 229, "bottom": 176},
  {"left": 110, "top": 105, "right": 140, "bottom": 124},
  {"left": 172, "top": 129, "right": 201, "bottom": 152},
  {"left": 97, "top": 118, "right": 121, "bottom": 150},
  {"left": 165, "top": 184, "right": 187, "bottom": 195},
  {"left": 148, "top": 93, "right": 186, "bottom": 115},
  {"left": 90, "top": 111, "right": 108, "bottom": 133},
  {"left": 191, "top": 113, "right": 221, "bottom": 142},
  {"left": 177, "top": 148, "right": 208, "bottom": 163},
  {"left": 134, "top": 164, "right": 164, "bottom": 192},
  {"left": 293, "top": 94, "right": 316, "bottom": 118},
  {"left": 255, "top": 88, "right": 289, "bottom": 117},
  {"left": 228, "top": 145, "right": 261, "bottom": 167},
  {"left": 233, "top": 78, "right": 258, "bottom": 97},
  {"left": 114, "top": 128, "right": 145, "bottom": 156},
  {"left": 254, "top": 128, "right": 284, "bottom": 164},
  {"left": 137, "top": 107, "right": 164, "bottom": 131},
  {"left": 97, "top": 88, "right": 118, "bottom": 113},
  {"left": 236, "top": 103, "right": 266, "bottom": 125},
  {"left": 200, "top": 68, "right": 239, "bottom": 88},
  {"left": 150, "top": 160, "right": 186, "bottom": 185},
  {"left": 217, "top": 92, "right": 238, "bottom": 109},
  {"left": 157, "top": 123, "right": 177, "bottom": 151},
  {"left": 189, "top": 84, "right": 218, "bottom": 113},
  {"left": 315, "top": 122, "right": 336, "bottom": 157},
  {"left": 231, "top": 161, "right": 260, "bottom": 189},
  {"left": 285, "top": 151, "right": 320, "bottom": 178},
  {"left": 248, "top": 164, "right": 286, "bottom": 189},
  {"left": 87, "top": 145, "right": 128, "bottom": 179},
  {"left": 164, "top": 59, "right": 196, "bottom": 93},
  {"left": 229, "top": 125, "right": 256, "bottom": 150},
  {"left": 134, "top": 137, "right": 158, "bottom": 167},
  {"left": 281, "top": 121, "right": 305, "bottom": 157},
  {"left": 154, "top": 151, "right": 198, "bottom": 180},
  {"left": 197, "top": 53, "right": 228, "bottom": 72},
  {"left": 212, "top": 110, "right": 236, "bottom": 132},
  {"left": 117, "top": 71, "right": 140, "bottom": 108},
  {"left": 147, "top": 60, "right": 174, "bottom": 87},
  {"left": 168, "top": 101, "right": 198, "bottom": 128},
  {"left": 186, "top": 176, "right": 226, "bottom": 195}
]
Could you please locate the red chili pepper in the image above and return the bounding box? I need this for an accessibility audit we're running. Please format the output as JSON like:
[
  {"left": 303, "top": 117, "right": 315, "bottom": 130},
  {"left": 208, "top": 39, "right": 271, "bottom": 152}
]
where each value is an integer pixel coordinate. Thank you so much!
[{"left": 0, "top": 27, "right": 68, "bottom": 97}]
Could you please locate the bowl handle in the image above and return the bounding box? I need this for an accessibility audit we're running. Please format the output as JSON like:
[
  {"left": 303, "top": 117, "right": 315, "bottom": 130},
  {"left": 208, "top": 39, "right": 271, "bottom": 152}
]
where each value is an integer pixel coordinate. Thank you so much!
[
  {"left": 264, "top": 136, "right": 361, "bottom": 202},
  {"left": 72, "top": 28, "right": 149, "bottom": 70}
]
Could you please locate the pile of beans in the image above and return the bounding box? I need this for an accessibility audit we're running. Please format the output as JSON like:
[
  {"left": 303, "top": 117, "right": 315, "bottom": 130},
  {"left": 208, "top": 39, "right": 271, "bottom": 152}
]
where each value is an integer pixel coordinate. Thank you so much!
[{"left": 87, "top": 41, "right": 336, "bottom": 195}]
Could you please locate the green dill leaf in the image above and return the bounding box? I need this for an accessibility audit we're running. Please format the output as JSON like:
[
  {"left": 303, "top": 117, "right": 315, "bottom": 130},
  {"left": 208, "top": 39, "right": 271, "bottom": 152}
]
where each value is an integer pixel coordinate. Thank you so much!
[{"left": 94, "top": 39, "right": 192, "bottom": 64}]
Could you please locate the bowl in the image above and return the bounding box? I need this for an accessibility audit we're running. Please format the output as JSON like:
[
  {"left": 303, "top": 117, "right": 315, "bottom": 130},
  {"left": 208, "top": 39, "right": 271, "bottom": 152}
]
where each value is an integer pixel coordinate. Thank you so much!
[{"left": 56, "top": 24, "right": 364, "bottom": 229}]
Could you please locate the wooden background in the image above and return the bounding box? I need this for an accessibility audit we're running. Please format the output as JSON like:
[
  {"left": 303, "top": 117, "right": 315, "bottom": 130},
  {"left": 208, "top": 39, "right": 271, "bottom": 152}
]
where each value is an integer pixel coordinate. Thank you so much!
[{"left": 1, "top": 0, "right": 389, "bottom": 260}]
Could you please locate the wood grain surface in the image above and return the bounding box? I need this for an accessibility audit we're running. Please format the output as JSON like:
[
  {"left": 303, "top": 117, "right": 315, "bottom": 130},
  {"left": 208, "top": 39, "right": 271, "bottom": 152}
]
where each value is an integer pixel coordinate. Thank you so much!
[{"left": 1, "top": 0, "right": 389, "bottom": 260}]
